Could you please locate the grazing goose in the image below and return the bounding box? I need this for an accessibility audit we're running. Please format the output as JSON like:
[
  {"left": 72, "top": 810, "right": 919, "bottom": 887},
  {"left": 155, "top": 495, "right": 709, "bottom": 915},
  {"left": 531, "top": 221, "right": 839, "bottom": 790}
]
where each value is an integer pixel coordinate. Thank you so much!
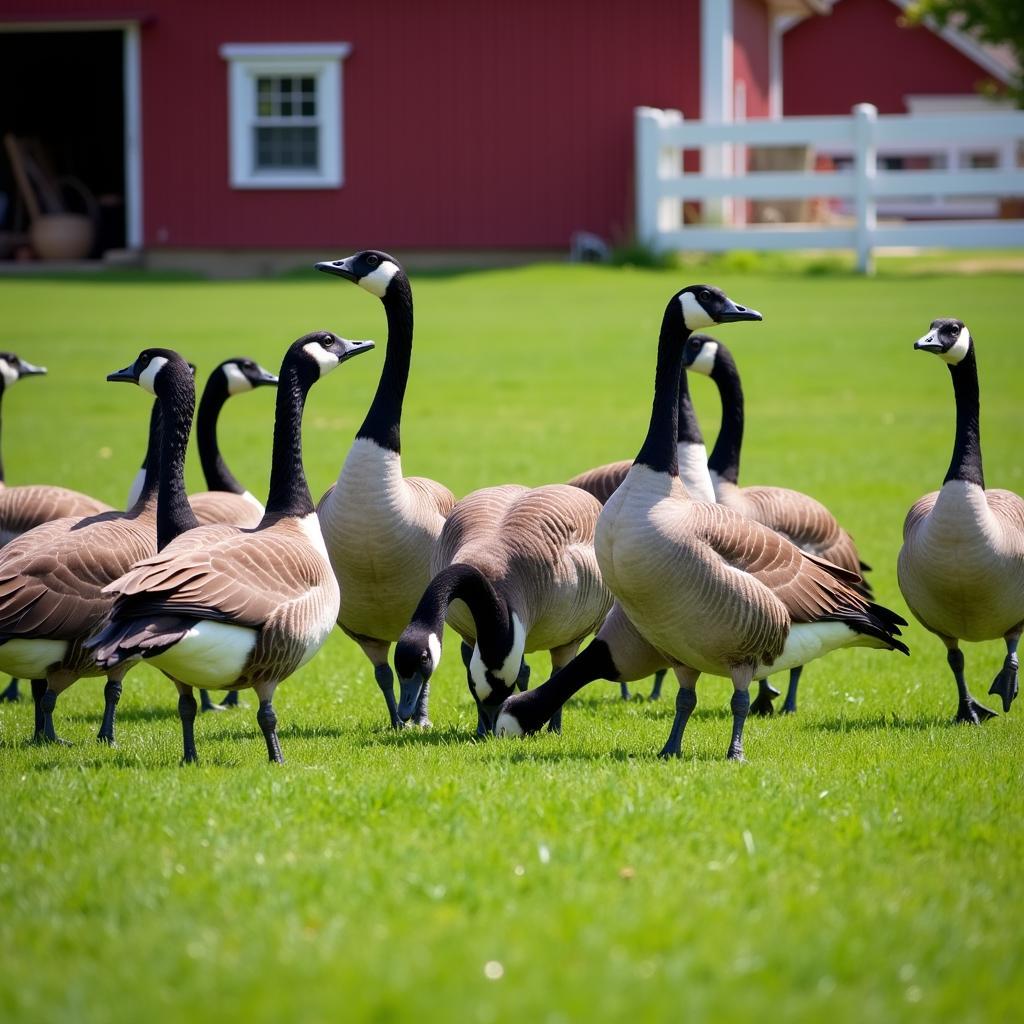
[
  {"left": 0, "top": 349, "right": 192, "bottom": 745},
  {"left": 127, "top": 357, "right": 279, "bottom": 713},
  {"left": 497, "top": 285, "right": 909, "bottom": 760},
  {"left": 568, "top": 345, "right": 718, "bottom": 701},
  {"left": 684, "top": 334, "right": 874, "bottom": 716},
  {"left": 394, "top": 483, "right": 611, "bottom": 735},
  {"left": 0, "top": 352, "right": 112, "bottom": 703},
  {"left": 898, "top": 319, "right": 1024, "bottom": 724},
  {"left": 88, "top": 332, "right": 374, "bottom": 764},
  {"left": 315, "top": 251, "right": 456, "bottom": 729}
]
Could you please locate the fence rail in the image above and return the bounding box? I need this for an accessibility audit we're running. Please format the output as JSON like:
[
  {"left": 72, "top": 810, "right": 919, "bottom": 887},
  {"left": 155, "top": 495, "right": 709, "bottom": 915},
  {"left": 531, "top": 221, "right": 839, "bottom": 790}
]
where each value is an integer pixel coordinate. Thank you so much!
[{"left": 635, "top": 104, "right": 1024, "bottom": 272}]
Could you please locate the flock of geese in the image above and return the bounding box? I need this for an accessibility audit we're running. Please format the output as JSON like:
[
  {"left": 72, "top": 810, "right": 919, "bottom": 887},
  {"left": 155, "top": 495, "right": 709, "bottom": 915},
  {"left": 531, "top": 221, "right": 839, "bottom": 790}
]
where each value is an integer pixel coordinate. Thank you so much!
[{"left": 0, "top": 251, "right": 1020, "bottom": 764}]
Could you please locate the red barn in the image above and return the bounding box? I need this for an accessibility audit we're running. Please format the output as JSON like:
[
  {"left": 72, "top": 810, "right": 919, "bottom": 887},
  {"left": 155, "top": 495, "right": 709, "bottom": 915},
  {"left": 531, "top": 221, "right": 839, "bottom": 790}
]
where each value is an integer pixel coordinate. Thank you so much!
[
  {"left": 0, "top": 0, "right": 823, "bottom": 262},
  {"left": 781, "top": 0, "right": 1015, "bottom": 117}
]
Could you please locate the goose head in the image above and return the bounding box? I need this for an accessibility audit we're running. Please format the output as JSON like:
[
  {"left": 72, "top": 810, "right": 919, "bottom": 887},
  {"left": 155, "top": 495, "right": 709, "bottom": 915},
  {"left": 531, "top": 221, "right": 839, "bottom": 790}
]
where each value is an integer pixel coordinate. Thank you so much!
[
  {"left": 289, "top": 331, "right": 375, "bottom": 382},
  {"left": 314, "top": 250, "right": 404, "bottom": 299},
  {"left": 467, "top": 613, "right": 527, "bottom": 732},
  {"left": 672, "top": 285, "right": 762, "bottom": 333},
  {"left": 681, "top": 333, "right": 721, "bottom": 376},
  {"left": 914, "top": 319, "right": 972, "bottom": 365},
  {"left": 219, "top": 357, "right": 279, "bottom": 396},
  {"left": 107, "top": 348, "right": 191, "bottom": 395},
  {"left": 0, "top": 352, "right": 46, "bottom": 390},
  {"left": 394, "top": 627, "right": 443, "bottom": 724}
]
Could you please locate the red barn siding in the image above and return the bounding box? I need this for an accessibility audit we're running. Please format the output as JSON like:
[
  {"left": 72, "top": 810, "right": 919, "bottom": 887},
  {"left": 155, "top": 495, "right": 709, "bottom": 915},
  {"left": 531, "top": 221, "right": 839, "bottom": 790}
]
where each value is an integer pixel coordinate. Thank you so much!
[
  {"left": 7, "top": 0, "right": 706, "bottom": 249},
  {"left": 783, "top": 0, "right": 994, "bottom": 116},
  {"left": 733, "top": 0, "right": 771, "bottom": 120}
]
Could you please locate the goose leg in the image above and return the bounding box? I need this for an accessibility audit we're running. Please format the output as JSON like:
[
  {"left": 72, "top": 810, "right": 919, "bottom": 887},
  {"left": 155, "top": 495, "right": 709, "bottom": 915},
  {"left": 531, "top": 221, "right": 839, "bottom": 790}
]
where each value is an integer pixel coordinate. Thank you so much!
[
  {"left": 412, "top": 680, "right": 432, "bottom": 729},
  {"left": 781, "top": 667, "right": 803, "bottom": 715},
  {"left": 988, "top": 630, "right": 1020, "bottom": 714},
  {"left": 199, "top": 689, "right": 227, "bottom": 712},
  {"left": 946, "top": 644, "right": 996, "bottom": 724},
  {"left": 221, "top": 690, "right": 240, "bottom": 708},
  {"left": 658, "top": 668, "right": 699, "bottom": 759},
  {"left": 36, "top": 673, "right": 74, "bottom": 746},
  {"left": 1, "top": 678, "right": 20, "bottom": 702},
  {"left": 359, "top": 640, "right": 399, "bottom": 730},
  {"left": 30, "top": 679, "right": 46, "bottom": 741},
  {"left": 516, "top": 659, "right": 531, "bottom": 693},
  {"left": 749, "top": 678, "right": 780, "bottom": 716},
  {"left": 96, "top": 666, "right": 128, "bottom": 745},
  {"left": 619, "top": 681, "right": 632, "bottom": 700},
  {"left": 176, "top": 685, "right": 199, "bottom": 764},
  {"left": 648, "top": 669, "right": 667, "bottom": 701},
  {"left": 546, "top": 645, "right": 581, "bottom": 734},
  {"left": 726, "top": 665, "right": 754, "bottom": 761},
  {"left": 256, "top": 698, "right": 284, "bottom": 764}
]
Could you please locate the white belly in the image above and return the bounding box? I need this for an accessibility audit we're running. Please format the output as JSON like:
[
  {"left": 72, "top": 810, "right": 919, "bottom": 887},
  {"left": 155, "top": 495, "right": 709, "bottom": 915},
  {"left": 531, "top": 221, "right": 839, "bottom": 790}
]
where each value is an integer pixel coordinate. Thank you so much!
[
  {"left": 755, "top": 621, "right": 871, "bottom": 678},
  {"left": 148, "top": 621, "right": 257, "bottom": 687},
  {"left": 0, "top": 638, "right": 69, "bottom": 678}
]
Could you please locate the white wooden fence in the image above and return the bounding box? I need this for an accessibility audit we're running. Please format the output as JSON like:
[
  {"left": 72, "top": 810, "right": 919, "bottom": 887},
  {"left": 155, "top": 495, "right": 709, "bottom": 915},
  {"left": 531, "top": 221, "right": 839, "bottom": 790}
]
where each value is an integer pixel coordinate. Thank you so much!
[{"left": 635, "top": 103, "right": 1024, "bottom": 272}]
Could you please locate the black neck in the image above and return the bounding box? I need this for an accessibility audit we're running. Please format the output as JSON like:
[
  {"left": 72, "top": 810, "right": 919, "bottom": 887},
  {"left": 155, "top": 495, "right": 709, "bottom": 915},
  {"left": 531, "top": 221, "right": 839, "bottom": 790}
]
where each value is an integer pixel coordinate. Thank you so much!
[
  {"left": 196, "top": 370, "right": 244, "bottom": 494},
  {"left": 264, "top": 360, "right": 317, "bottom": 518},
  {"left": 131, "top": 399, "right": 161, "bottom": 511},
  {"left": 155, "top": 369, "right": 199, "bottom": 550},
  {"left": 0, "top": 382, "right": 6, "bottom": 484},
  {"left": 677, "top": 370, "right": 704, "bottom": 446},
  {"left": 707, "top": 345, "right": 744, "bottom": 484},
  {"left": 945, "top": 347, "right": 984, "bottom": 488},
  {"left": 510, "top": 639, "right": 618, "bottom": 730},
  {"left": 412, "top": 564, "right": 513, "bottom": 660},
  {"left": 635, "top": 311, "right": 687, "bottom": 475},
  {"left": 356, "top": 275, "right": 413, "bottom": 452}
]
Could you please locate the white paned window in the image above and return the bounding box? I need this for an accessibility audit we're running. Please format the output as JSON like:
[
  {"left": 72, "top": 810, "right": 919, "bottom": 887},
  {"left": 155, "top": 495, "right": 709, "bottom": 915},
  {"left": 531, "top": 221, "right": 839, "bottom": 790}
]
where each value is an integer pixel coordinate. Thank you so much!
[{"left": 220, "top": 43, "right": 351, "bottom": 189}]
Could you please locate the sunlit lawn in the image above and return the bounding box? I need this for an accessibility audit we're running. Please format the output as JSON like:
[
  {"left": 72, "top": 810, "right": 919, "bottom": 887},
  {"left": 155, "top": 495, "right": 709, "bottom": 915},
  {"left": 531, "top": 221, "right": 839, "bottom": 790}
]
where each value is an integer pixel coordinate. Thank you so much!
[{"left": 0, "top": 259, "right": 1021, "bottom": 1023}]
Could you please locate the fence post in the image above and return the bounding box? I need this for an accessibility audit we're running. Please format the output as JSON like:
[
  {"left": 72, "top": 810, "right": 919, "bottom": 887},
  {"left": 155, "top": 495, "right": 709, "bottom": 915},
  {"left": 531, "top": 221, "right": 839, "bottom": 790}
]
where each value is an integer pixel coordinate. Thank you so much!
[
  {"left": 853, "top": 103, "right": 878, "bottom": 274},
  {"left": 635, "top": 107, "right": 662, "bottom": 249}
]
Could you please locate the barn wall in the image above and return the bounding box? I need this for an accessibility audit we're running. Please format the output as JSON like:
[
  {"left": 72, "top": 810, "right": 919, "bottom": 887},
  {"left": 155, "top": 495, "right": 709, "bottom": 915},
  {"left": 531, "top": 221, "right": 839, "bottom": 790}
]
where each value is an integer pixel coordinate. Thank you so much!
[
  {"left": 783, "top": 0, "right": 994, "bottom": 116},
  {"left": 733, "top": 0, "right": 771, "bottom": 120},
  {"left": 6, "top": 0, "right": 705, "bottom": 249}
]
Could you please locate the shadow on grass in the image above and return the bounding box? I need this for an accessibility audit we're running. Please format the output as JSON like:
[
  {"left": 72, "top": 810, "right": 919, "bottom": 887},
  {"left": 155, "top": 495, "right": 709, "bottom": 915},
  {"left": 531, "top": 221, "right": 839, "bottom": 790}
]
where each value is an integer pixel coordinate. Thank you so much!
[{"left": 813, "top": 711, "right": 951, "bottom": 733}]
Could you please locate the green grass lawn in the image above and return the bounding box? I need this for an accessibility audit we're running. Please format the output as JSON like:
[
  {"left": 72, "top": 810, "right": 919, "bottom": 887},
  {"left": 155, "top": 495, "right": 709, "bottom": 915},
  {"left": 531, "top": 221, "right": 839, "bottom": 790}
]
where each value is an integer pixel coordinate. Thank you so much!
[{"left": 0, "top": 263, "right": 1021, "bottom": 1023}]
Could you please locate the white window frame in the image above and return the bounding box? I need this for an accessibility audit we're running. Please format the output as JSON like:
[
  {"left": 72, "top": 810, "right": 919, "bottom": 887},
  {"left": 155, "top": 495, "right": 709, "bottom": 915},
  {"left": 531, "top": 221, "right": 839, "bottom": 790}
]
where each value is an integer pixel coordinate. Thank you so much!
[{"left": 220, "top": 42, "right": 351, "bottom": 189}]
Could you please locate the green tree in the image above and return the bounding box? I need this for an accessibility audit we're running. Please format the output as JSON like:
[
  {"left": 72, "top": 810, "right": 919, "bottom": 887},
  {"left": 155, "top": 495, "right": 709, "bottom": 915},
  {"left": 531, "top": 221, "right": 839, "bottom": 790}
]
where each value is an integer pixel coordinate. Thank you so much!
[{"left": 905, "top": 0, "right": 1024, "bottom": 105}]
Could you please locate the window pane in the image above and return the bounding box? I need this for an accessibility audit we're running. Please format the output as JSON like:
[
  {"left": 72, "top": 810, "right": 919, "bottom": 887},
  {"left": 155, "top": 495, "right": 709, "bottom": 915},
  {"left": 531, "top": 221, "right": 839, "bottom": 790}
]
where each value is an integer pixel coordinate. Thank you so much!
[
  {"left": 254, "top": 126, "right": 319, "bottom": 170},
  {"left": 300, "top": 76, "right": 315, "bottom": 93},
  {"left": 301, "top": 99, "right": 316, "bottom": 116}
]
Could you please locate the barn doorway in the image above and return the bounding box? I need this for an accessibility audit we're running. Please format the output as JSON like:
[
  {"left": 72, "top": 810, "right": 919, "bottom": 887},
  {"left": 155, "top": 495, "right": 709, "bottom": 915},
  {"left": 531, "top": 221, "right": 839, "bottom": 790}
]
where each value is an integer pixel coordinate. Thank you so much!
[{"left": 0, "top": 26, "right": 139, "bottom": 261}]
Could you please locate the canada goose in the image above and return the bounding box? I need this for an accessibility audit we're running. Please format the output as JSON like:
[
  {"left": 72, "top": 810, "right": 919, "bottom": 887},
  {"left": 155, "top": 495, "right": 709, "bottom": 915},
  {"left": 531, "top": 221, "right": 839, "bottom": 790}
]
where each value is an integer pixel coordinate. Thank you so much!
[
  {"left": 0, "top": 348, "right": 194, "bottom": 746},
  {"left": 394, "top": 483, "right": 611, "bottom": 735},
  {"left": 315, "top": 251, "right": 456, "bottom": 729},
  {"left": 568, "top": 346, "right": 718, "bottom": 701},
  {"left": 497, "top": 285, "right": 909, "bottom": 759},
  {"left": 87, "top": 332, "right": 374, "bottom": 764},
  {"left": 127, "top": 357, "right": 279, "bottom": 713},
  {"left": 898, "top": 319, "right": 1023, "bottom": 724},
  {"left": 0, "top": 353, "right": 112, "bottom": 704},
  {"left": 127, "top": 357, "right": 278, "bottom": 527},
  {"left": 684, "top": 334, "right": 874, "bottom": 716}
]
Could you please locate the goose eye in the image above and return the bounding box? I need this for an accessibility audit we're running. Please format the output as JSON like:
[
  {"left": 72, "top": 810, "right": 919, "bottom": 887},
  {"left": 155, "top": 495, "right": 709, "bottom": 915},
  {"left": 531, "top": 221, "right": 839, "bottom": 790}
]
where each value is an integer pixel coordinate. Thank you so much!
[
  {"left": 950, "top": 325, "right": 960, "bottom": 335},
  {"left": 366, "top": 254, "right": 380, "bottom": 267},
  {"left": 699, "top": 289, "right": 711, "bottom": 302},
  {"left": 139, "top": 353, "right": 151, "bottom": 365},
  {"left": 319, "top": 336, "right": 334, "bottom": 349}
]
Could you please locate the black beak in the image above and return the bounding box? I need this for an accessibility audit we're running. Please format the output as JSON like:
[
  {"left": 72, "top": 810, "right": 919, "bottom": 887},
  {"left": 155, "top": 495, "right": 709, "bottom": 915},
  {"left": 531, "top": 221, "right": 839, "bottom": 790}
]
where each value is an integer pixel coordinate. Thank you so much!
[
  {"left": 716, "top": 298, "right": 763, "bottom": 323},
  {"left": 478, "top": 701, "right": 501, "bottom": 735},
  {"left": 106, "top": 364, "right": 138, "bottom": 383},
  {"left": 18, "top": 360, "right": 47, "bottom": 377},
  {"left": 397, "top": 672, "right": 426, "bottom": 723},
  {"left": 337, "top": 338, "right": 375, "bottom": 363},
  {"left": 914, "top": 334, "right": 943, "bottom": 353},
  {"left": 253, "top": 366, "right": 280, "bottom": 387},
  {"left": 315, "top": 257, "right": 359, "bottom": 283}
]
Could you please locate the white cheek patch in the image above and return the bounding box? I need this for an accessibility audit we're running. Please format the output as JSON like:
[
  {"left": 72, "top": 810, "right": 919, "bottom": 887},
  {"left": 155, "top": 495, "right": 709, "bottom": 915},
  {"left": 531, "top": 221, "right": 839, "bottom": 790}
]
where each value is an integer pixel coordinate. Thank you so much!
[
  {"left": 940, "top": 325, "right": 971, "bottom": 365},
  {"left": 469, "top": 647, "right": 492, "bottom": 700},
  {"left": 138, "top": 356, "right": 169, "bottom": 395},
  {"left": 358, "top": 261, "right": 400, "bottom": 298},
  {"left": 688, "top": 341, "right": 719, "bottom": 376},
  {"left": 222, "top": 363, "right": 253, "bottom": 395},
  {"left": 495, "top": 711, "right": 523, "bottom": 738},
  {"left": 0, "top": 360, "right": 17, "bottom": 388},
  {"left": 302, "top": 341, "right": 341, "bottom": 377},
  {"left": 427, "top": 632, "right": 442, "bottom": 669},
  {"left": 679, "top": 291, "right": 714, "bottom": 330}
]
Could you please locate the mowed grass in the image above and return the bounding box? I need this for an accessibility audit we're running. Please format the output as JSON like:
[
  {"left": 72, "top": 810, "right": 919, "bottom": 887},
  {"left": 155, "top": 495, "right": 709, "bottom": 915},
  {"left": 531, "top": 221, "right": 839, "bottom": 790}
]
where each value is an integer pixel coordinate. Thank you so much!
[{"left": 0, "top": 263, "right": 1021, "bottom": 1024}]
